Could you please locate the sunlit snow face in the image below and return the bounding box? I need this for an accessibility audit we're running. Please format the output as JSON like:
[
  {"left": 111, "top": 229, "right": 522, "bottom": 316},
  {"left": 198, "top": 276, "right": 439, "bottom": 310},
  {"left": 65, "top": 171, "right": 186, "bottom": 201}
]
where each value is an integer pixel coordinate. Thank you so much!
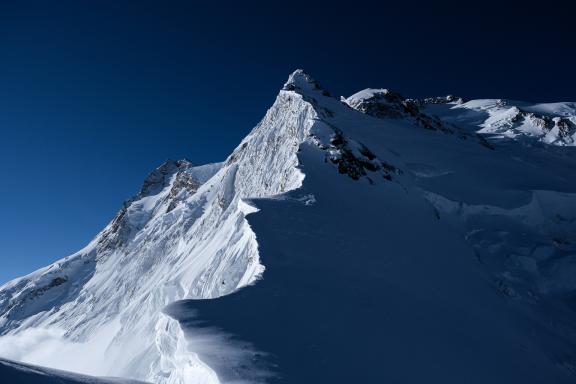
[{"left": 0, "top": 327, "right": 108, "bottom": 375}]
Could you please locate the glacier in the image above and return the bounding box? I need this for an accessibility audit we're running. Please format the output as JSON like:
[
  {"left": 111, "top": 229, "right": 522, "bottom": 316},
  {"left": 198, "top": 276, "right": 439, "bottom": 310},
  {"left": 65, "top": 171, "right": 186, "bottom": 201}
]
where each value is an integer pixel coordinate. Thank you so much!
[{"left": 1, "top": 70, "right": 576, "bottom": 383}]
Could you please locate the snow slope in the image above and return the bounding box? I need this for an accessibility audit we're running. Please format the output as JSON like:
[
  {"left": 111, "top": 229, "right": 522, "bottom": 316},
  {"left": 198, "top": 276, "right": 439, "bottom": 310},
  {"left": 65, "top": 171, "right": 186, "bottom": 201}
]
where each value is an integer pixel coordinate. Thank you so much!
[
  {"left": 0, "top": 71, "right": 319, "bottom": 384},
  {"left": 1, "top": 70, "right": 576, "bottom": 383},
  {"left": 0, "top": 358, "right": 148, "bottom": 384},
  {"left": 421, "top": 97, "right": 576, "bottom": 145},
  {"left": 165, "top": 75, "right": 576, "bottom": 383}
]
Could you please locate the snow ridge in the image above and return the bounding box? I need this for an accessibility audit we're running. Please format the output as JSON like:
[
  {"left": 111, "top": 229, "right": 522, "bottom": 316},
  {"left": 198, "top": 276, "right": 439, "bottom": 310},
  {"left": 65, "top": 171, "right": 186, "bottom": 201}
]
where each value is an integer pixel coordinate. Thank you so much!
[
  {"left": 1, "top": 70, "right": 576, "bottom": 383},
  {"left": 0, "top": 70, "right": 331, "bottom": 384}
]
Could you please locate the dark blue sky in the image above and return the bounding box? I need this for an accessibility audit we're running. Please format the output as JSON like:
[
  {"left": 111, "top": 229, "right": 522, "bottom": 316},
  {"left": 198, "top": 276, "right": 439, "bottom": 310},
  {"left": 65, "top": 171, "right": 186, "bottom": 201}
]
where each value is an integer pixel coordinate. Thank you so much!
[{"left": 0, "top": 0, "right": 574, "bottom": 283}]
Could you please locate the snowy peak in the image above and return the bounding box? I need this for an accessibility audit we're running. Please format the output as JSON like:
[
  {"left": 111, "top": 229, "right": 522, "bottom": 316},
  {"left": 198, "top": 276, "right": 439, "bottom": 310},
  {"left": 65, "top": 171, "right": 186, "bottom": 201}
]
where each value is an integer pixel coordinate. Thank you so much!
[
  {"left": 344, "top": 88, "right": 465, "bottom": 125},
  {"left": 344, "top": 88, "right": 409, "bottom": 119},
  {"left": 1, "top": 70, "right": 576, "bottom": 384},
  {"left": 458, "top": 99, "right": 576, "bottom": 145},
  {"left": 422, "top": 98, "right": 576, "bottom": 146},
  {"left": 343, "top": 87, "right": 488, "bottom": 148},
  {"left": 411, "top": 95, "right": 465, "bottom": 105},
  {"left": 99, "top": 159, "right": 204, "bottom": 250},
  {"left": 282, "top": 69, "right": 316, "bottom": 90},
  {"left": 280, "top": 75, "right": 402, "bottom": 184},
  {"left": 282, "top": 69, "right": 331, "bottom": 97},
  {"left": 139, "top": 159, "right": 193, "bottom": 198},
  {"left": 345, "top": 87, "right": 576, "bottom": 146}
]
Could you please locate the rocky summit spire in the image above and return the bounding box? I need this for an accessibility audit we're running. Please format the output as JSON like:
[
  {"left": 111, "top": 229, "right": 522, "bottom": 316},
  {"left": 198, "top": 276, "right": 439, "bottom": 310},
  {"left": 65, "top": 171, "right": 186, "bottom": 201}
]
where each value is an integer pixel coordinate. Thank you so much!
[
  {"left": 138, "top": 159, "right": 193, "bottom": 198},
  {"left": 282, "top": 69, "right": 331, "bottom": 97}
]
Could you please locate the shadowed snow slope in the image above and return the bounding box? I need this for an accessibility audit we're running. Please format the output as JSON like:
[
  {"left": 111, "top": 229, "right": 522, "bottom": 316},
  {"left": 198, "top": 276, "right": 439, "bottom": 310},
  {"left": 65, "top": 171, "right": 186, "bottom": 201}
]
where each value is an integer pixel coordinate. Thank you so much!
[
  {"left": 0, "top": 358, "right": 148, "bottom": 384},
  {"left": 1, "top": 70, "right": 576, "bottom": 383}
]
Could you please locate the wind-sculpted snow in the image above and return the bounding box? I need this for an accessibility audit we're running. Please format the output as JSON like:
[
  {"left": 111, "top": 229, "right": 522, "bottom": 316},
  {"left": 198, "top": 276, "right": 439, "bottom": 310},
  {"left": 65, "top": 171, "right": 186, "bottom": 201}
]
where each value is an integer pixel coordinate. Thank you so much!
[
  {"left": 0, "top": 71, "right": 329, "bottom": 383},
  {"left": 1, "top": 69, "right": 576, "bottom": 383},
  {"left": 424, "top": 190, "right": 576, "bottom": 295},
  {"left": 167, "top": 144, "right": 575, "bottom": 383}
]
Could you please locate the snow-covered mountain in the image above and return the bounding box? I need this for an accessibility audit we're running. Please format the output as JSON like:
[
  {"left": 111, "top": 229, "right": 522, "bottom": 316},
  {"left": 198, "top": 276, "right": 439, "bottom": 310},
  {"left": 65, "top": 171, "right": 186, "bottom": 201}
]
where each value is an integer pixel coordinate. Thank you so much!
[{"left": 1, "top": 70, "right": 575, "bottom": 383}]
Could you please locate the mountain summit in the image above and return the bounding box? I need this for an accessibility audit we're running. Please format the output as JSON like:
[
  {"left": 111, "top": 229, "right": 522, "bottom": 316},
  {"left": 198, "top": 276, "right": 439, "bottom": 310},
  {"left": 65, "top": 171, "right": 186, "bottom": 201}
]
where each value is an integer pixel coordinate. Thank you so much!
[{"left": 1, "top": 71, "right": 576, "bottom": 384}]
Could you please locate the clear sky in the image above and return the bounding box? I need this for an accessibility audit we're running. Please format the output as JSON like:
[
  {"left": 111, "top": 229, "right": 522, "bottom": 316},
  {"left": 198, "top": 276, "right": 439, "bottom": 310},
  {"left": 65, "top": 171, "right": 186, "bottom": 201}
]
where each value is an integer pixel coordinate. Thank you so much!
[{"left": 0, "top": 0, "right": 574, "bottom": 284}]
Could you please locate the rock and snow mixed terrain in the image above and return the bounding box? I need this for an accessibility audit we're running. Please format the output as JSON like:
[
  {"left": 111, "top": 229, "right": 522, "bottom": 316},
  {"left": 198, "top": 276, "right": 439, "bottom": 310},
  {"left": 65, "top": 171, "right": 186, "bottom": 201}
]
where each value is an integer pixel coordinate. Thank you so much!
[{"left": 1, "top": 70, "right": 575, "bottom": 383}]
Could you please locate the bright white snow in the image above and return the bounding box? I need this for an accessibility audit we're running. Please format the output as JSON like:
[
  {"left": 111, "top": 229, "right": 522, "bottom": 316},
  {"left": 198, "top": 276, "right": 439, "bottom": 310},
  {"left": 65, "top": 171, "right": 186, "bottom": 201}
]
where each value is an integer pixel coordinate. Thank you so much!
[{"left": 1, "top": 70, "right": 575, "bottom": 383}]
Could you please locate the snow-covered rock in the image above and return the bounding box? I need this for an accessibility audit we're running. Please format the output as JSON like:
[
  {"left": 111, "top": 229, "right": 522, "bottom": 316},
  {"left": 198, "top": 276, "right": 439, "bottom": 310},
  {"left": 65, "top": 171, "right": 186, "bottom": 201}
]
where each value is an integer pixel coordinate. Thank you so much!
[
  {"left": 1, "top": 70, "right": 576, "bottom": 383},
  {"left": 422, "top": 98, "right": 576, "bottom": 145}
]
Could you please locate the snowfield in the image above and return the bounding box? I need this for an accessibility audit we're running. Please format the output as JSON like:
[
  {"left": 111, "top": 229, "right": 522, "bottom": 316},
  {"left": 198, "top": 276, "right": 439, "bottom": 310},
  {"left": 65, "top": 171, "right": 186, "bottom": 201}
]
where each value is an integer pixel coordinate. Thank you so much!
[
  {"left": 1, "top": 70, "right": 576, "bottom": 383},
  {"left": 0, "top": 357, "right": 148, "bottom": 384}
]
